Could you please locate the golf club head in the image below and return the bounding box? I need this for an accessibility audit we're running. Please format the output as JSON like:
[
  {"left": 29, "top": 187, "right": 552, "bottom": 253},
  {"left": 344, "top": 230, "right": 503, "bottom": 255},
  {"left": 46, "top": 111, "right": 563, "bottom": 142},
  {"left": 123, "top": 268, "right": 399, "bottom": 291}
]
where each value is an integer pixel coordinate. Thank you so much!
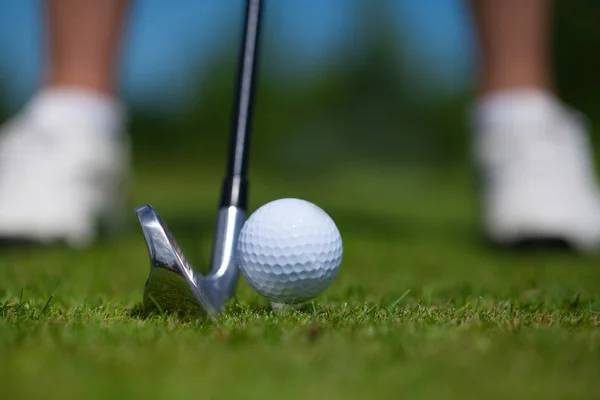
[
  {"left": 136, "top": 204, "right": 246, "bottom": 319},
  {"left": 136, "top": 204, "right": 217, "bottom": 318}
]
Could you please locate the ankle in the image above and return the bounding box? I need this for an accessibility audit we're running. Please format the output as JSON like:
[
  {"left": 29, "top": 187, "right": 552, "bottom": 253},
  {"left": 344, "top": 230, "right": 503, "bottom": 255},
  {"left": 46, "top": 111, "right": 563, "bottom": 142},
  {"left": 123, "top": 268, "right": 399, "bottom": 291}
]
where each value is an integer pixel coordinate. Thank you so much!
[
  {"left": 472, "top": 88, "right": 560, "bottom": 125},
  {"left": 26, "top": 87, "right": 126, "bottom": 134}
]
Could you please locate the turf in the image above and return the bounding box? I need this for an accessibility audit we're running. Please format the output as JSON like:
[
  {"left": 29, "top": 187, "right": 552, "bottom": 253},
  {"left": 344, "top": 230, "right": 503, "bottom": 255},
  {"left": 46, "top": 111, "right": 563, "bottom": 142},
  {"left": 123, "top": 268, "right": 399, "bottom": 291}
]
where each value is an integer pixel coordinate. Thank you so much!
[{"left": 1, "top": 164, "right": 599, "bottom": 400}]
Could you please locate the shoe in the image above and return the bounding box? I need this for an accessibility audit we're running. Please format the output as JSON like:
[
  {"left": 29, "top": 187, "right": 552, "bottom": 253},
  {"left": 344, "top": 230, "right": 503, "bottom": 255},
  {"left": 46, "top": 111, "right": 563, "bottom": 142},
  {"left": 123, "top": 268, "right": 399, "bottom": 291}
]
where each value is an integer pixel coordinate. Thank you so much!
[
  {"left": 472, "top": 89, "right": 600, "bottom": 253},
  {"left": 0, "top": 88, "right": 130, "bottom": 248}
]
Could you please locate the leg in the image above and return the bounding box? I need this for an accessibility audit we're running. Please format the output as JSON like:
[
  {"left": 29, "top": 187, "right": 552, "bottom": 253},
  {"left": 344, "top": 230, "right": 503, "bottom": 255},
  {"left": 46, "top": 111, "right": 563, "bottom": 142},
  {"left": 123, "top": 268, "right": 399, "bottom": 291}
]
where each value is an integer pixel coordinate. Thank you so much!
[
  {"left": 45, "top": 0, "right": 129, "bottom": 94},
  {"left": 469, "top": 0, "right": 552, "bottom": 94},
  {"left": 0, "top": 0, "right": 131, "bottom": 247},
  {"left": 468, "top": 0, "right": 600, "bottom": 252}
]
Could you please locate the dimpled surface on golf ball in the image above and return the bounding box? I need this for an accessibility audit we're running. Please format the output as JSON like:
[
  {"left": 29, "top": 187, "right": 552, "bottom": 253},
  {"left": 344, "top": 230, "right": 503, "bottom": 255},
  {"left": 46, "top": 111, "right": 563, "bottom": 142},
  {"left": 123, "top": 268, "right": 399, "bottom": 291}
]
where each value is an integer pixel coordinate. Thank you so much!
[{"left": 237, "top": 198, "right": 343, "bottom": 304}]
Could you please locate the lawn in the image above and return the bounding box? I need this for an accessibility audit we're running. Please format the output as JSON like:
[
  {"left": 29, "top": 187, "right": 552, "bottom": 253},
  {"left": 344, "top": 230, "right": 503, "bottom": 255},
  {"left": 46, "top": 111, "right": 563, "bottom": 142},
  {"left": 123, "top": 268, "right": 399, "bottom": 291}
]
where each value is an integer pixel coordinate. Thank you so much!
[{"left": 1, "top": 163, "right": 599, "bottom": 399}]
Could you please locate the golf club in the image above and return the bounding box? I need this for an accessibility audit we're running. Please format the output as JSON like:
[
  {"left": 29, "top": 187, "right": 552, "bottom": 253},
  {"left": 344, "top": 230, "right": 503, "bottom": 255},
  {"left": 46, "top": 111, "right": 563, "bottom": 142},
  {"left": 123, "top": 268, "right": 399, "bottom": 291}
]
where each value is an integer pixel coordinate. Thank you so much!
[{"left": 135, "top": 0, "right": 262, "bottom": 319}]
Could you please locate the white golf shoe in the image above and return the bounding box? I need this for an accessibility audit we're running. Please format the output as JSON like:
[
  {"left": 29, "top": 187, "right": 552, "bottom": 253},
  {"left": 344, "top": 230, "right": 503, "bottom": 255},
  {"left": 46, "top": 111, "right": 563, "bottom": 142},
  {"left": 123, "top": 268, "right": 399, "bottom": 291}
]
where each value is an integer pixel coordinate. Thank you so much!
[
  {"left": 0, "top": 88, "right": 130, "bottom": 248},
  {"left": 472, "top": 90, "right": 600, "bottom": 252}
]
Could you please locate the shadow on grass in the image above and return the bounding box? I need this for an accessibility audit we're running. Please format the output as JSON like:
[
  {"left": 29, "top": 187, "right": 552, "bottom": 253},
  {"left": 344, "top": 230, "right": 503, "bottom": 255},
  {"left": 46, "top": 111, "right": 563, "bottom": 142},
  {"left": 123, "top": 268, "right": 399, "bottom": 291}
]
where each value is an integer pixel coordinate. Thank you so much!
[
  {"left": 127, "top": 302, "right": 214, "bottom": 324},
  {"left": 127, "top": 298, "right": 317, "bottom": 323},
  {"left": 483, "top": 236, "right": 577, "bottom": 254}
]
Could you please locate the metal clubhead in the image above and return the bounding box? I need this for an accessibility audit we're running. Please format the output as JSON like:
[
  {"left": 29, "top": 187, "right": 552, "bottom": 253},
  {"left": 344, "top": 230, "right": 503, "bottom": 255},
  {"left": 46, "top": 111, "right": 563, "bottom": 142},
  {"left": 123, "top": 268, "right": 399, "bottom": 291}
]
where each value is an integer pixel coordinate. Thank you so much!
[{"left": 136, "top": 204, "right": 246, "bottom": 318}]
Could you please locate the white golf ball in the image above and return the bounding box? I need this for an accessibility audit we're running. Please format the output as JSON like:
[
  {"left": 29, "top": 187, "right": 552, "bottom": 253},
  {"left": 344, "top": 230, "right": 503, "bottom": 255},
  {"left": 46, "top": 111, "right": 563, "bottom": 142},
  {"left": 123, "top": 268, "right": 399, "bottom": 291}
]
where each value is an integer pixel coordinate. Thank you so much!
[{"left": 237, "top": 198, "right": 343, "bottom": 304}]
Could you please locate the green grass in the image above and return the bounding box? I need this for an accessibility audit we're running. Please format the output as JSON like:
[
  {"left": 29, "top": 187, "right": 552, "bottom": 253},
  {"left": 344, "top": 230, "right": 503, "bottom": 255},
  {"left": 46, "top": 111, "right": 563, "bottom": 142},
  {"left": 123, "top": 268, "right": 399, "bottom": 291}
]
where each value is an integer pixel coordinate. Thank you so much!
[{"left": 1, "top": 163, "right": 599, "bottom": 399}]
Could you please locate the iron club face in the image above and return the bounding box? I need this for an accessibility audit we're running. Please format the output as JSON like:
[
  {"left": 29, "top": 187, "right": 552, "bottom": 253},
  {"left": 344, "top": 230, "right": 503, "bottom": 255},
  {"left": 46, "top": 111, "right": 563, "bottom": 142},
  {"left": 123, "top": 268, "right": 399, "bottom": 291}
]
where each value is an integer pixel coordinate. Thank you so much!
[{"left": 136, "top": 204, "right": 246, "bottom": 318}]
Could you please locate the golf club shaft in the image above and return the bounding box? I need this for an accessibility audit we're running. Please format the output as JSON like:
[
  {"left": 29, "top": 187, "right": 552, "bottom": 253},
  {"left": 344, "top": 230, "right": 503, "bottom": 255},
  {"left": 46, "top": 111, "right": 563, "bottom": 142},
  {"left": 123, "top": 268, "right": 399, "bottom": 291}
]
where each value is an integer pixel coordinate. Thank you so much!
[{"left": 220, "top": 0, "right": 262, "bottom": 210}]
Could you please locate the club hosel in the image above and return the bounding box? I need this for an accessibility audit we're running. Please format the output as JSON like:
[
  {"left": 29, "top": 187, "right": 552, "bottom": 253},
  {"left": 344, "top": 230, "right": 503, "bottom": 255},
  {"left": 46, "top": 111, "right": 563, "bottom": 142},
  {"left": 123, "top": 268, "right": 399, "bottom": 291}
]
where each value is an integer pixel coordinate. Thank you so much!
[
  {"left": 208, "top": 205, "right": 247, "bottom": 293},
  {"left": 220, "top": 175, "right": 248, "bottom": 210}
]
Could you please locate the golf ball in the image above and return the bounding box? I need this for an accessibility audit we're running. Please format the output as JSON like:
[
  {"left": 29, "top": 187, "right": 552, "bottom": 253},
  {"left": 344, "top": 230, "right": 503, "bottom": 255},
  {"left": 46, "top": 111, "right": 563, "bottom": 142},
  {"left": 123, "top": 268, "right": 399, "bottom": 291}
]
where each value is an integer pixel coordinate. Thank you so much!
[{"left": 237, "top": 198, "right": 343, "bottom": 304}]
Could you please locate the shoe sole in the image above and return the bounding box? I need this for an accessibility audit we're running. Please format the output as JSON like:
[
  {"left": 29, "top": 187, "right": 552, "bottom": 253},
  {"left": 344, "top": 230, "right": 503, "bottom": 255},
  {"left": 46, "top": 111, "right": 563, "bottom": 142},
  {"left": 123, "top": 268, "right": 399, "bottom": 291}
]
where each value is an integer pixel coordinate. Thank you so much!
[{"left": 484, "top": 234, "right": 575, "bottom": 253}]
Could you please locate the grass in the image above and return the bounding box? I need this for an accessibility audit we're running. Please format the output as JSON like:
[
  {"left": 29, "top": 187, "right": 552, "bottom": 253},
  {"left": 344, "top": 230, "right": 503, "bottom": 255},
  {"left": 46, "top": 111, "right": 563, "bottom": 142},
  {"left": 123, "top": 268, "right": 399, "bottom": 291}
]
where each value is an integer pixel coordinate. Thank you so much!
[{"left": 1, "top": 162, "right": 599, "bottom": 399}]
